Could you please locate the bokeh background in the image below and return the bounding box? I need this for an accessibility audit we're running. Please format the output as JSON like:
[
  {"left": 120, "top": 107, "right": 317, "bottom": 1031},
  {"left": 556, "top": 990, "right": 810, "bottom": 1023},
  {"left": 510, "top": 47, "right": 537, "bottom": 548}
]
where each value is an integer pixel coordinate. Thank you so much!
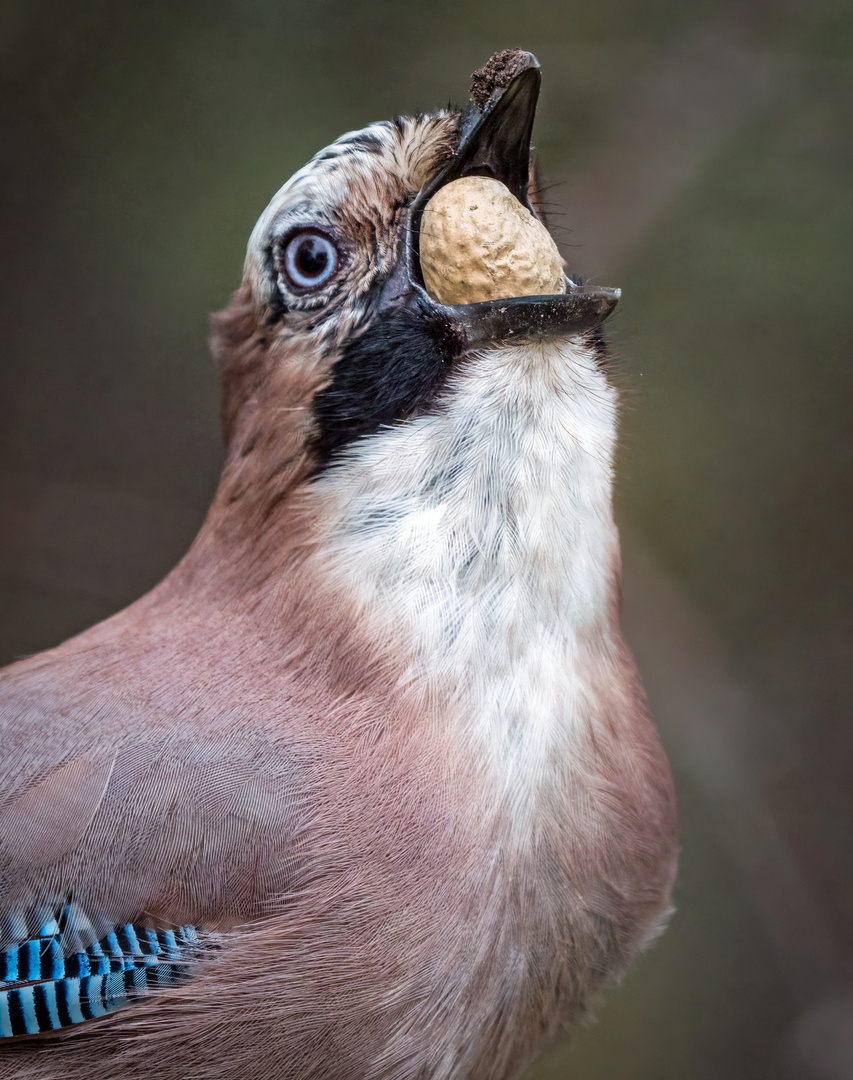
[{"left": 1, "top": 2, "right": 851, "bottom": 1077}]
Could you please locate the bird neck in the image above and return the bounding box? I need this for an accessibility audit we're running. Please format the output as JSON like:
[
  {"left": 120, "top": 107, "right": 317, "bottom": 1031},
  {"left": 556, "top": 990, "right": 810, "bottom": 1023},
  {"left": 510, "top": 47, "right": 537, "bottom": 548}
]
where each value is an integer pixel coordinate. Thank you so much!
[
  {"left": 306, "top": 337, "right": 623, "bottom": 779},
  {"left": 165, "top": 287, "right": 327, "bottom": 596}
]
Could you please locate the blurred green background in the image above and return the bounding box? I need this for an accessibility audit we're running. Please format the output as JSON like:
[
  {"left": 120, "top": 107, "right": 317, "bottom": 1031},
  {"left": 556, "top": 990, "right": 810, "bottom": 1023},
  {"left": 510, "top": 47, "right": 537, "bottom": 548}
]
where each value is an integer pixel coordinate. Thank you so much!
[{"left": 1, "top": 1, "right": 851, "bottom": 1077}]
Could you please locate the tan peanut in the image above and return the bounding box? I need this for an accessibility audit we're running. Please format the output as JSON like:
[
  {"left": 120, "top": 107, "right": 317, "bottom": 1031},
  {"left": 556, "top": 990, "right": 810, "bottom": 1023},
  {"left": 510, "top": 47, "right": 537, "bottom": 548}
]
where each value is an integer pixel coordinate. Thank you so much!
[{"left": 419, "top": 176, "right": 566, "bottom": 305}]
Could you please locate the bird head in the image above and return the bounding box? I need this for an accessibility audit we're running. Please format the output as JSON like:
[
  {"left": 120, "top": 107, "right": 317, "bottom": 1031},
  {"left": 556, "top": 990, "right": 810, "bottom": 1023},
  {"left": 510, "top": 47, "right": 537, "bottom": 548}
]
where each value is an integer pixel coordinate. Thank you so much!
[{"left": 207, "top": 50, "right": 620, "bottom": 568}]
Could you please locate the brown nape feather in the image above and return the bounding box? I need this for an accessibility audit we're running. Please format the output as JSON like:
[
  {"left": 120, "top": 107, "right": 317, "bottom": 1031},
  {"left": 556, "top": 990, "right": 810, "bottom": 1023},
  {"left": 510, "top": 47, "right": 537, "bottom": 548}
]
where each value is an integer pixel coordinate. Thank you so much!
[
  {"left": 213, "top": 279, "right": 271, "bottom": 449},
  {"left": 193, "top": 284, "right": 325, "bottom": 583},
  {"left": 1, "top": 80, "right": 676, "bottom": 1080}
]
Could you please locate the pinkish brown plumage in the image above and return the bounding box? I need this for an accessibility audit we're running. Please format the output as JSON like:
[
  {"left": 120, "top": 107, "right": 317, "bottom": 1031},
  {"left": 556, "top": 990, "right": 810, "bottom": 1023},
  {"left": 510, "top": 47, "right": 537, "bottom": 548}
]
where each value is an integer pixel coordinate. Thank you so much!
[{"left": 0, "top": 51, "right": 676, "bottom": 1079}]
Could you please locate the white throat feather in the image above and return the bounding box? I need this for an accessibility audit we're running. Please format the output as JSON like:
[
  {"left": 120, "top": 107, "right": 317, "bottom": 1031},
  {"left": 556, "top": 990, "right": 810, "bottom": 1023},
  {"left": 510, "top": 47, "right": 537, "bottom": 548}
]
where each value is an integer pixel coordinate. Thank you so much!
[{"left": 310, "top": 338, "right": 620, "bottom": 781}]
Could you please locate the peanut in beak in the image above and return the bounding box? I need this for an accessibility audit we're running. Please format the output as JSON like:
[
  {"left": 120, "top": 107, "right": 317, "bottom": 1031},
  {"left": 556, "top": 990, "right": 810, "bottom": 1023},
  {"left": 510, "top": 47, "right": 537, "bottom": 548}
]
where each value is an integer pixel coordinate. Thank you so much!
[{"left": 419, "top": 176, "right": 566, "bottom": 306}]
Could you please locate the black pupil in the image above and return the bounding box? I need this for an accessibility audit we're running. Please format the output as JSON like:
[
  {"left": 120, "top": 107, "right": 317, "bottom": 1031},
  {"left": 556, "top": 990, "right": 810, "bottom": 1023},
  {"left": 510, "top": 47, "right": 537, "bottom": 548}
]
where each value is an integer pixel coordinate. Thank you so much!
[{"left": 296, "top": 236, "right": 329, "bottom": 278}]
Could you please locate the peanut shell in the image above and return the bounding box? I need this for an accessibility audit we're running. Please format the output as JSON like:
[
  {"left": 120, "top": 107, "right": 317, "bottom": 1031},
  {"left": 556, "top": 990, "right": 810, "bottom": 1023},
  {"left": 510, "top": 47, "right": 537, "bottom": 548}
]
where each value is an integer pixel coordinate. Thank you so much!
[{"left": 419, "top": 176, "right": 566, "bottom": 306}]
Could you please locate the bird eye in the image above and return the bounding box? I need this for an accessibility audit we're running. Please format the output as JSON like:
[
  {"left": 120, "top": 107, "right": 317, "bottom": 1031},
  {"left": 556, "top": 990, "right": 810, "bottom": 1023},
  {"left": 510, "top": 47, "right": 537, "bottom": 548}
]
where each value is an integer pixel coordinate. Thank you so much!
[{"left": 279, "top": 229, "right": 339, "bottom": 292}]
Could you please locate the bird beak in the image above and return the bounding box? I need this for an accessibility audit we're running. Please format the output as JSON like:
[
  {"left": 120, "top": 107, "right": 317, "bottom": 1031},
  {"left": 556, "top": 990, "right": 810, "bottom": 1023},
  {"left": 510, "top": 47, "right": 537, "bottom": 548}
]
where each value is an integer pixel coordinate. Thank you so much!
[{"left": 406, "top": 51, "right": 620, "bottom": 349}]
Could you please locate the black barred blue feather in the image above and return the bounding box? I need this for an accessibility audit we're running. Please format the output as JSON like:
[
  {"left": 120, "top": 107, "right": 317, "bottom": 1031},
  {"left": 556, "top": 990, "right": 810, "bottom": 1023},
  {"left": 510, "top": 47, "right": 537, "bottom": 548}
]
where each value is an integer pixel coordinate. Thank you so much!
[{"left": 0, "top": 919, "right": 202, "bottom": 1038}]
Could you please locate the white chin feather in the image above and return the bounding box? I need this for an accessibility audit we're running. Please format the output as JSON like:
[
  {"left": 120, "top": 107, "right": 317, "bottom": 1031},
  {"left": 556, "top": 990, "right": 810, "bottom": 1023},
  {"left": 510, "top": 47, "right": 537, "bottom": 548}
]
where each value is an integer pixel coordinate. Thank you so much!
[{"left": 311, "top": 338, "right": 620, "bottom": 784}]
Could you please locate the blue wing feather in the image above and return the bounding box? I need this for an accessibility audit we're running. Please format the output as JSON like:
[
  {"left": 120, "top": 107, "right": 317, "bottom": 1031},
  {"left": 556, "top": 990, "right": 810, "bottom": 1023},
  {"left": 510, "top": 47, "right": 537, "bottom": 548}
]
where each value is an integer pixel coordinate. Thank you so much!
[{"left": 0, "top": 916, "right": 201, "bottom": 1037}]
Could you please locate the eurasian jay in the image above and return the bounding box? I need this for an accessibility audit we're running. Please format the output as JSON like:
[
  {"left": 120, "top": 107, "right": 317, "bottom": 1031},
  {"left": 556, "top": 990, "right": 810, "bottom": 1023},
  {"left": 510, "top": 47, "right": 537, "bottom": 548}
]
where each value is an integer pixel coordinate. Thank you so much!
[{"left": 0, "top": 50, "right": 677, "bottom": 1080}]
